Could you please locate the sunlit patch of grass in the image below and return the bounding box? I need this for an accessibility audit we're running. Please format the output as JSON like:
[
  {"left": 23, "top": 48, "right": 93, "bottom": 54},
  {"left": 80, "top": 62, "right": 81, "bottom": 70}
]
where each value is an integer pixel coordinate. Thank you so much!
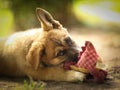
[{"left": 0, "top": 8, "right": 14, "bottom": 36}]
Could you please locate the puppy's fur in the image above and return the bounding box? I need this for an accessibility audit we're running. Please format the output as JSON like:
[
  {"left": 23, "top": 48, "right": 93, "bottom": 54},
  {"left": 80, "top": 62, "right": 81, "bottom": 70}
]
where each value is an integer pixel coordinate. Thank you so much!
[{"left": 0, "top": 8, "right": 85, "bottom": 82}]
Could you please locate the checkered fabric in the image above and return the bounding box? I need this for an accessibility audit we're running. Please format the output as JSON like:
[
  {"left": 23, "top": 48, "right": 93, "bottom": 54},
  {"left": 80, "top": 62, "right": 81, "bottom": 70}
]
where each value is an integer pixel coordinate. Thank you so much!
[
  {"left": 76, "top": 41, "right": 99, "bottom": 71},
  {"left": 75, "top": 41, "right": 107, "bottom": 82}
]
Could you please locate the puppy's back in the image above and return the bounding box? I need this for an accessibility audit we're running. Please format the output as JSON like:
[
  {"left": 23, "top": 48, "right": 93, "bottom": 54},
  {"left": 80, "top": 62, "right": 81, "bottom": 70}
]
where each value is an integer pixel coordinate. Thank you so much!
[{"left": 0, "top": 29, "right": 42, "bottom": 76}]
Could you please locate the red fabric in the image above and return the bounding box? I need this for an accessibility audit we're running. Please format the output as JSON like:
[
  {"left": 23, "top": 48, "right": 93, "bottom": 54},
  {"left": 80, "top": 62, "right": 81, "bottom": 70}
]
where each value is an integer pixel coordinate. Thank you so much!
[
  {"left": 63, "top": 41, "right": 107, "bottom": 82},
  {"left": 76, "top": 41, "right": 107, "bottom": 82},
  {"left": 76, "top": 41, "right": 98, "bottom": 71}
]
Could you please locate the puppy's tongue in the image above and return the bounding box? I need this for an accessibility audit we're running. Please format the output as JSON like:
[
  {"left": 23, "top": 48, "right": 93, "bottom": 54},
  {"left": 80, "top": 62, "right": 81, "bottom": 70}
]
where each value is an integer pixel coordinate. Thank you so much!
[{"left": 63, "top": 61, "right": 76, "bottom": 70}]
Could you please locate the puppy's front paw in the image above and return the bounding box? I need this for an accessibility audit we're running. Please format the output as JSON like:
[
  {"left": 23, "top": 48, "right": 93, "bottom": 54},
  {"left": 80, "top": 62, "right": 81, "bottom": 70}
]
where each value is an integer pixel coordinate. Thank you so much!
[{"left": 66, "top": 70, "right": 86, "bottom": 82}]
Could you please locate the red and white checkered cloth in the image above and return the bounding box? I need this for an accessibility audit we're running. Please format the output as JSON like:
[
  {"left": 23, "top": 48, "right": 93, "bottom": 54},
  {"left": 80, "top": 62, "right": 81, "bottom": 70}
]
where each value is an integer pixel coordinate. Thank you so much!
[
  {"left": 63, "top": 41, "right": 107, "bottom": 82},
  {"left": 75, "top": 41, "right": 107, "bottom": 82},
  {"left": 76, "top": 41, "right": 99, "bottom": 71}
]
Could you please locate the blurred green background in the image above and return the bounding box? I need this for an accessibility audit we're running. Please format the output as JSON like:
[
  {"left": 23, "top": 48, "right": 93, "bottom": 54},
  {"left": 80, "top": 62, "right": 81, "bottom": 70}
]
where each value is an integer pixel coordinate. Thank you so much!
[{"left": 0, "top": 0, "right": 120, "bottom": 36}]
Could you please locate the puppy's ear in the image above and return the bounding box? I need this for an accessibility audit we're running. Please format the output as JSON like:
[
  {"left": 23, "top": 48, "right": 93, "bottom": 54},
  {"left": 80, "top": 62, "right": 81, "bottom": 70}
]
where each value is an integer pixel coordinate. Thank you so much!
[
  {"left": 26, "top": 42, "right": 44, "bottom": 70},
  {"left": 36, "top": 8, "right": 62, "bottom": 31}
]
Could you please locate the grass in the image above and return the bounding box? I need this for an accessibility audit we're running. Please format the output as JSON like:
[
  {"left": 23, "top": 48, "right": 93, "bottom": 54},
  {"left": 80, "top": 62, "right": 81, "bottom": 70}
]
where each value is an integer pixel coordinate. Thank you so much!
[
  {"left": 0, "top": 79, "right": 45, "bottom": 90},
  {"left": 16, "top": 79, "right": 45, "bottom": 90}
]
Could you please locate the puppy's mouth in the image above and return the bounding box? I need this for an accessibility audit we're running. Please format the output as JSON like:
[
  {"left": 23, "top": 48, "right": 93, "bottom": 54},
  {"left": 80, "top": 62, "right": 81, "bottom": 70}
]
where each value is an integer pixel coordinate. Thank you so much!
[
  {"left": 63, "top": 60, "right": 77, "bottom": 70},
  {"left": 62, "top": 54, "right": 79, "bottom": 70},
  {"left": 63, "top": 53, "right": 80, "bottom": 70},
  {"left": 41, "top": 51, "right": 79, "bottom": 68},
  {"left": 41, "top": 58, "right": 77, "bottom": 68}
]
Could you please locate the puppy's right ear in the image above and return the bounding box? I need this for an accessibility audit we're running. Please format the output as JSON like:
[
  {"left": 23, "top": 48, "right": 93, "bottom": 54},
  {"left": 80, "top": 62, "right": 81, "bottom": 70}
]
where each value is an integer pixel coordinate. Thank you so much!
[{"left": 36, "top": 8, "right": 62, "bottom": 31}]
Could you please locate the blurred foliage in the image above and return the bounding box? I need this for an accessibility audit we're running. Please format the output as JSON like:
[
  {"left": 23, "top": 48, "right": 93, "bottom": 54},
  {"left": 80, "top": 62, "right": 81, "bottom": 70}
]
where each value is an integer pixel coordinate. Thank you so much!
[
  {"left": 0, "top": 0, "right": 76, "bottom": 36},
  {"left": 72, "top": 0, "right": 120, "bottom": 28},
  {"left": 0, "top": 0, "right": 120, "bottom": 36},
  {"left": 0, "top": 0, "right": 14, "bottom": 36},
  {"left": 10, "top": 0, "right": 74, "bottom": 31}
]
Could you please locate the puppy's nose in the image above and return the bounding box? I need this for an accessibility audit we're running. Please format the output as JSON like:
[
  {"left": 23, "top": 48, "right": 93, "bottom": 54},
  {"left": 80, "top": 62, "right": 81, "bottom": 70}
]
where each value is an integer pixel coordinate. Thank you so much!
[{"left": 72, "top": 53, "right": 79, "bottom": 62}]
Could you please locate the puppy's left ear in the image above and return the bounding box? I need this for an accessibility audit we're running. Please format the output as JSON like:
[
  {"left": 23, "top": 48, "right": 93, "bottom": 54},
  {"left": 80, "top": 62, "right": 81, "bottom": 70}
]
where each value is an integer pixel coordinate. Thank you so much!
[
  {"left": 26, "top": 42, "right": 44, "bottom": 70},
  {"left": 36, "top": 8, "right": 62, "bottom": 31}
]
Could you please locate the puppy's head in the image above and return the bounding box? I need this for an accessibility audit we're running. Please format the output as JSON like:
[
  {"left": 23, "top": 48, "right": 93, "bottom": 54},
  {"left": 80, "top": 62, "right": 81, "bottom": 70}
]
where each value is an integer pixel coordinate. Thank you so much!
[
  {"left": 42, "top": 28, "right": 79, "bottom": 67},
  {"left": 27, "top": 8, "right": 79, "bottom": 70},
  {"left": 37, "top": 8, "right": 79, "bottom": 67}
]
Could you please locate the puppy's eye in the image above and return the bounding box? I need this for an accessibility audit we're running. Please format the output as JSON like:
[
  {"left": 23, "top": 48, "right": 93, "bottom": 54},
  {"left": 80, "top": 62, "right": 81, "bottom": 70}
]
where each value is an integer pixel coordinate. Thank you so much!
[{"left": 57, "top": 50, "right": 66, "bottom": 56}]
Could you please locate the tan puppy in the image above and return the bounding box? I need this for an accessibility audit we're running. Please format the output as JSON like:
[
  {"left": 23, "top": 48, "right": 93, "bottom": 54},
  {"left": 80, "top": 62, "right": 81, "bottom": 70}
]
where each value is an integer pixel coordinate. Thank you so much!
[{"left": 0, "top": 8, "right": 85, "bottom": 82}]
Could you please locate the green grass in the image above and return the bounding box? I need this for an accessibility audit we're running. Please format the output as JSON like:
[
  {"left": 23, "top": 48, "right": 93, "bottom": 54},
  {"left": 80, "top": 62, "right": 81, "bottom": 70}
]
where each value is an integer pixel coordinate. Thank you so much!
[
  {"left": 14, "top": 79, "right": 45, "bottom": 90},
  {"left": 0, "top": 8, "right": 14, "bottom": 37},
  {"left": 22, "top": 79, "right": 45, "bottom": 90}
]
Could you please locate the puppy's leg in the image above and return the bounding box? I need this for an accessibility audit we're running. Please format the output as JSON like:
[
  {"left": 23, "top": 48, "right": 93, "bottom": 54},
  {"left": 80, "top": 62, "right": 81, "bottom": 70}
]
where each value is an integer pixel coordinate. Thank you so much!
[{"left": 25, "top": 67, "right": 86, "bottom": 82}]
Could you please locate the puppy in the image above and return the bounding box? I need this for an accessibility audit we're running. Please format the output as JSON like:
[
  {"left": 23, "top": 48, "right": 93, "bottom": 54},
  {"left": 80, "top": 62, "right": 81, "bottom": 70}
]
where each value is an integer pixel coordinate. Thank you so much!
[{"left": 0, "top": 8, "right": 85, "bottom": 82}]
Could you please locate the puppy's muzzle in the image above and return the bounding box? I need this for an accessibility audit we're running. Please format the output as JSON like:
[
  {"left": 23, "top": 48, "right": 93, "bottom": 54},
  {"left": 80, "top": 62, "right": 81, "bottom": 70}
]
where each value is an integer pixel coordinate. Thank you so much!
[
  {"left": 67, "top": 47, "right": 79, "bottom": 63},
  {"left": 69, "top": 53, "right": 79, "bottom": 62}
]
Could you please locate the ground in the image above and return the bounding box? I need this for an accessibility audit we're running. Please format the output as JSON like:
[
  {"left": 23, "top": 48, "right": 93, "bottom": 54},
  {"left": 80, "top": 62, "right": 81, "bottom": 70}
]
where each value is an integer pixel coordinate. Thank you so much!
[{"left": 0, "top": 28, "right": 120, "bottom": 90}]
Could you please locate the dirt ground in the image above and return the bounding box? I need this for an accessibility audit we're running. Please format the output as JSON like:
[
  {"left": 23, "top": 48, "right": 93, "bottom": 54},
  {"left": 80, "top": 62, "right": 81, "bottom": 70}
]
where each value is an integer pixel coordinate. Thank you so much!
[{"left": 0, "top": 28, "right": 120, "bottom": 90}]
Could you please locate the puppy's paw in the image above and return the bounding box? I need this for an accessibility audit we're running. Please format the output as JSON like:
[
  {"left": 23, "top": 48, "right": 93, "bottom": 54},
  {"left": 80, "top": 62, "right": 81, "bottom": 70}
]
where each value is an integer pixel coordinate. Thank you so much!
[{"left": 66, "top": 70, "right": 86, "bottom": 82}]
